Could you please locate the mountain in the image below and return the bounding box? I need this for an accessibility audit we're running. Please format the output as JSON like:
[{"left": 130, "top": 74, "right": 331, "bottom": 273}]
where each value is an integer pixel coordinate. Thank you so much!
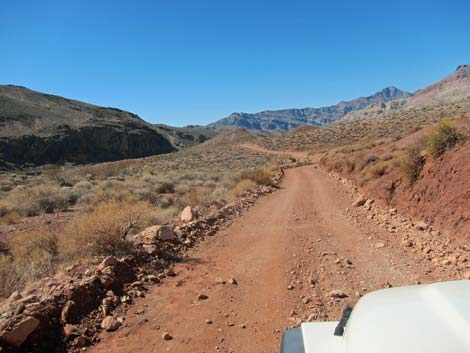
[
  {"left": 209, "top": 86, "right": 412, "bottom": 131},
  {"left": 408, "top": 64, "right": 470, "bottom": 106},
  {"left": 0, "top": 86, "right": 214, "bottom": 167},
  {"left": 342, "top": 65, "right": 470, "bottom": 122}
]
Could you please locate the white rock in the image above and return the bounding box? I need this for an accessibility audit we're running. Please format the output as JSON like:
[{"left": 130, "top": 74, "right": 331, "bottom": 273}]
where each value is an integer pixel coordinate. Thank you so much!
[{"left": 180, "top": 206, "right": 194, "bottom": 223}]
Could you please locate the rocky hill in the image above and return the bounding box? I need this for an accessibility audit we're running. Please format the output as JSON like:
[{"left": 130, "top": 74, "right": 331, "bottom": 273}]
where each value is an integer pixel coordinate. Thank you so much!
[
  {"left": 342, "top": 65, "right": 470, "bottom": 122},
  {"left": 0, "top": 86, "right": 215, "bottom": 167},
  {"left": 209, "top": 86, "right": 412, "bottom": 131}
]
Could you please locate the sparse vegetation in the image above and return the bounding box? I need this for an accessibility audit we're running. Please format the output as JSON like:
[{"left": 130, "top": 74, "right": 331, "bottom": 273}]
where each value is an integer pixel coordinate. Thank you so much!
[
  {"left": 240, "top": 167, "right": 274, "bottom": 186},
  {"left": 424, "top": 118, "right": 461, "bottom": 158}
]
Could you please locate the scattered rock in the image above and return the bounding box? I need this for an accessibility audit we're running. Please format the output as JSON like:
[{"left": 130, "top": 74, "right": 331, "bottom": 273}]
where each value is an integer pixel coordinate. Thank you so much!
[
  {"left": 415, "top": 221, "right": 429, "bottom": 231},
  {"left": 198, "top": 294, "right": 209, "bottom": 300},
  {"left": 0, "top": 317, "right": 40, "bottom": 347},
  {"left": 374, "top": 242, "right": 385, "bottom": 249},
  {"left": 162, "top": 332, "right": 173, "bottom": 340},
  {"left": 215, "top": 277, "right": 226, "bottom": 284},
  {"left": 101, "top": 316, "right": 121, "bottom": 332},
  {"left": 352, "top": 195, "right": 367, "bottom": 207},
  {"left": 180, "top": 206, "right": 194, "bottom": 223},
  {"left": 329, "top": 290, "right": 348, "bottom": 299}
]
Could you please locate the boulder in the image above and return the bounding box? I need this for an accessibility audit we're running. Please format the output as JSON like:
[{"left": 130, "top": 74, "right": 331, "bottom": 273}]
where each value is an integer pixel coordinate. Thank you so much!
[
  {"left": 98, "top": 256, "right": 119, "bottom": 271},
  {"left": 0, "top": 317, "right": 40, "bottom": 347},
  {"left": 180, "top": 206, "right": 194, "bottom": 223},
  {"left": 134, "top": 225, "right": 175, "bottom": 244},
  {"left": 101, "top": 316, "right": 121, "bottom": 331}
]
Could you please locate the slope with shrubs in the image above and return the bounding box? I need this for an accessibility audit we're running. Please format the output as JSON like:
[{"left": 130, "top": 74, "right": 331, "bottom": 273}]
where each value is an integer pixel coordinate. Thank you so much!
[
  {"left": 320, "top": 116, "right": 470, "bottom": 240},
  {"left": 259, "top": 99, "right": 470, "bottom": 152}
]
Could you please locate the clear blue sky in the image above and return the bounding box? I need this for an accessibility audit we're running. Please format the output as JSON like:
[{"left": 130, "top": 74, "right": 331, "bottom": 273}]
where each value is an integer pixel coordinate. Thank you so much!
[{"left": 1, "top": 0, "right": 470, "bottom": 126}]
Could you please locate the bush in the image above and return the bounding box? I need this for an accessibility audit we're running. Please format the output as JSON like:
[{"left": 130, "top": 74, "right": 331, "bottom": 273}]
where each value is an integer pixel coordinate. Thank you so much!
[
  {"left": 401, "top": 144, "right": 425, "bottom": 184},
  {"left": 3, "top": 184, "right": 73, "bottom": 217},
  {"left": 157, "top": 182, "right": 175, "bottom": 194},
  {"left": 61, "top": 200, "right": 155, "bottom": 258},
  {"left": 240, "top": 168, "right": 274, "bottom": 186},
  {"left": 425, "top": 118, "right": 461, "bottom": 158}
]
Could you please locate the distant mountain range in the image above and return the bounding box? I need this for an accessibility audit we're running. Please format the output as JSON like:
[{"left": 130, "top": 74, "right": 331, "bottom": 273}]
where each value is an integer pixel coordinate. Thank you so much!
[
  {"left": 209, "top": 86, "right": 412, "bottom": 131},
  {"left": 1, "top": 65, "right": 469, "bottom": 168},
  {"left": 0, "top": 85, "right": 216, "bottom": 167}
]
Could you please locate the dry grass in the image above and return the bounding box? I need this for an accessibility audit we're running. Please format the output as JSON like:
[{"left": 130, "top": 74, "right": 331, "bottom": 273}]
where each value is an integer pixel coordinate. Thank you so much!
[
  {"left": 61, "top": 200, "right": 156, "bottom": 258},
  {"left": 0, "top": 145, "right": 285, "bottom": 297}
]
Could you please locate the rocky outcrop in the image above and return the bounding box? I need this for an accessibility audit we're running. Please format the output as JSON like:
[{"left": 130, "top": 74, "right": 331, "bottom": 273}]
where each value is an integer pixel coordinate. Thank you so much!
[{"left": 0, "top": 124, "right": 175, "bottom": 166}]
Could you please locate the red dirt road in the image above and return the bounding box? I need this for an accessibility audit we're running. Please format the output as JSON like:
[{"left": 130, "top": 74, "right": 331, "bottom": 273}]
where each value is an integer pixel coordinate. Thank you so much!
[{"left": 90, "top": 166, "right": 438, "bottom": 353}]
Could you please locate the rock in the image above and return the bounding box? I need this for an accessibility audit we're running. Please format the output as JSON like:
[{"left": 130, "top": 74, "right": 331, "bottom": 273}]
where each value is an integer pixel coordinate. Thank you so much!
[
  {"left": 101, "top": 316, "right": 121, "bottom": 331},
  {"left": 364, "top": 199, "right": 374, "bottom": 209},
  {"left": 415, "top": 221, "right": 429, "bottom": 231},
  {"left": 180, "top": 206, "right": 194, "bottom": 223},
  {"left": 63, "top": 324, "right": 82, "bottom": 338},
  {"left": 198, "top": 294, "right": 209, "bottom": 300},
  {"left": 228, "top": 278, "right": 238, "bottom": 285},
  {"left": 329, "top": 290, "right": 348, "bottom": 299},
  {"left": 389, "top": 208, "right": 398, "bottom": 215},
  {"left": 205, "top": 319, "right": 213, "bottom": 324},
  {"left": 142, "top": 244, "right": 158, "bottom": 255},
  {"left": 134, "top": 225, "right": 176, "bottom": 243},
  {"left": 98, "top": 256, "right": 119, "bottom": 271},
  {"left": 374, "top": 242, "right": 385, "bottom": 249},
  {"left": 0, "top": 317, "right": 40, "bottom": 347},
  {"left": 215, "top": 277, "right": 226, "bottom": 284},
  {"left": 8, "top": 291, "right": 22, "bottom": 302},
  {"left": 61, "top": 300, "right": 75, "bottom": 323},
  {"left": 162, "top": 332, "right": 173, "bottom": 340},
  {"left": 352, "top": 195, "right": 367, "bottom": 207},
  {"left": 402, "top": 239, "right": 413, "bottom": 247},
  {"left": 287, "top": 285, "right": 295, "bottom": 290}
]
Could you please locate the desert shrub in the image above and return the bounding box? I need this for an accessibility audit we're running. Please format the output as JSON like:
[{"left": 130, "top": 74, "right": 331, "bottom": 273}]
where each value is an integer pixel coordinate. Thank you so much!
[
  {"left": 0, "top": 255, "right": 22, "bottom": 298},
  {"left": 229, "top": 179, "right": 257, "bottom": 200},
  {"left": 425, "top": 118, "right": 461, "bottom": 158},
  {"left": 240, "top": 168, "right": 274, "bottom": 186},
  {"left": 367, "top": 161, "right": 390, "bottom": 179},
  {"left": 0, "top": 229, "right": 60, "bottom": 297},
  {"left": 401, "top": 144, "right": 425, "bottom": 184},
  {"left": 1, "top": 211, "right": 20, "bottom": 224},
  {"left": 157, "top": 182, "right": 175, "bottom": 194},
  {"left": 334, "top": 158, "right": 355, "bottom": 174},
  {"left": 359, "top": 155, "right": 379, "bottom": 170},
  {"left": 61, "top": 200, "right": 155, "bottom": 258},
  {"left": 3, "top": 184, "right": 73, "bottom": 217}
]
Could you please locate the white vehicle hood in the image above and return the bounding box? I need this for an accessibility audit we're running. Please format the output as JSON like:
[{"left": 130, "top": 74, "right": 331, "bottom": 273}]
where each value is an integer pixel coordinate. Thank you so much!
[{"left": 299, "top": 280, "right": 470, "bottom": 353}]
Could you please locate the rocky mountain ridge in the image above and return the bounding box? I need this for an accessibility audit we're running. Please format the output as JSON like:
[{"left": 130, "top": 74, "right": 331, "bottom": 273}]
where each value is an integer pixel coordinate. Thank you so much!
[{"left": 210, "top": 86, "right": 412, "bottom": 131}]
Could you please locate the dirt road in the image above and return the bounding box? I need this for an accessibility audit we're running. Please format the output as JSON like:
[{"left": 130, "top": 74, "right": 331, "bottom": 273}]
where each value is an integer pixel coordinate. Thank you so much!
[{"left": 90, "top": 165, "right": 437, "bottom": 353}]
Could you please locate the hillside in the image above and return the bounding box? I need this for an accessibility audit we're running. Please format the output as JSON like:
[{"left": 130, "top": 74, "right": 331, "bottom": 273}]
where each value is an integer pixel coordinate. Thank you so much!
[
  {"left": 209, "top": 86, "right": 411, "bottom": 131},
  {"left": 342, "top": 65, "right": 470, "bottom": 122},
  {"left": 0, "top": 86, "right": 215, "bottom": 167}
]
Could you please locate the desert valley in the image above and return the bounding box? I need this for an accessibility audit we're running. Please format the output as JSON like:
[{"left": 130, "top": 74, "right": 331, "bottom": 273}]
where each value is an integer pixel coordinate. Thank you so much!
[{"left": 0, "top": 63, "right": 469, "bottom": 352}]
